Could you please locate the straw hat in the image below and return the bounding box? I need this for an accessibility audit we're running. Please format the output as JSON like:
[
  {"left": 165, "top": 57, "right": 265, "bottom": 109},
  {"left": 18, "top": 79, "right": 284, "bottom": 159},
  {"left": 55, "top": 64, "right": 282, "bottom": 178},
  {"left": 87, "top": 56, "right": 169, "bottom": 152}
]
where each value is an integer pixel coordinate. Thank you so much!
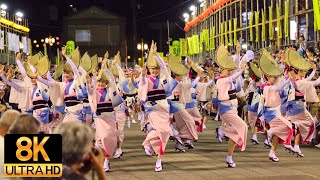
[
  {"left": 23, "top": 62, "right": 37, "bottom": 78},
  {"left": 249, "top": 62, "right": 262, "bottom": 79},
  {"left": 287, "top": 49, "right": 311, "bottom": 71},
  {"left": 64, "top": 48, "right": 80, "bottom": 72},
  {"left": 29, "top": 52, "right": 43, "bottom": 66},
  {"left": 188, "top": 57, "right": 202, "bottom": 73},
  {"left": 32, "top": 56, "right": 49, "bottom": 77},
  {"left": 91, "top": 54, "right": 98, "bottom": 71},
  {"left": 97, "top": 70, "right": 109, "bottom": 82},
  {"left": 146, "top": 41, "right": 158, "bottom": 68},
  {"left": 80, "top": 52, "right": 92, "bottom": 72},
  {"left": 54, "top": 64, "right": 64, "bottom": 80},
  {"left": 259, "top": 49, "right": 283, "bottom": 77},
  {"left": 110, "top": 52, "right": 121, "bottom": 77},
  {"left": 168, "top": 56, "right": 188, "bottom": 75},
  {"left": 215, "top": 45, "right": 237, "bottom": 70},
  {"left": 284, "top": 48, "right": 291, "bottom": 66}
]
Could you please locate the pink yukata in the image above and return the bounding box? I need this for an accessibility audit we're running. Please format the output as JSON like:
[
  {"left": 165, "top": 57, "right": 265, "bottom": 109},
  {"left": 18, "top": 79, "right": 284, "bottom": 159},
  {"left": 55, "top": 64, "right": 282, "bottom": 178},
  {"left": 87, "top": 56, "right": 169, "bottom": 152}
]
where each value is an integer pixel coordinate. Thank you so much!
[
  {"left": 88, "top": 69, "right": 123, "bottom": 157},
  {"left": 286, "top": 78, "right": 320, "bottom": 143},
  {"left": 258, "top": 80, "right": 293, "bottom": 145},
  {"left": 138, "top": 55, "right": 174, "bottom": 155},
  {"left": 216, "top": 71, "right": 248, "bottom": 151}
]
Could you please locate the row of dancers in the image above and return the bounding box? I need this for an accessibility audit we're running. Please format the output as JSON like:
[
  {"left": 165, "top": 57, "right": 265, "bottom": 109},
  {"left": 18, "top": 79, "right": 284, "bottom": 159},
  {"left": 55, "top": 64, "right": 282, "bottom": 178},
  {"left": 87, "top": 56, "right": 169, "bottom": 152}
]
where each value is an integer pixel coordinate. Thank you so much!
[{"left": 0, "top": 41, "right": 319, "bottom": 172}]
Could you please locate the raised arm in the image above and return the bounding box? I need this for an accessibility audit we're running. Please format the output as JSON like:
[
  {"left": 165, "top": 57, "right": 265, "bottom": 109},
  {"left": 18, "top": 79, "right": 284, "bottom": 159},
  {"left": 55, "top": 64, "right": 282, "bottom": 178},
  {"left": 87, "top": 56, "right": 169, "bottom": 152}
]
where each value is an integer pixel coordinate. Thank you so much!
[
  {"left": 230, "top": 71, "right": 243, "bottom": 82},
  {"left": 304, "top": 70, "right": 316, "bottom": 81},
  {"left": 62, "top": 46, "right": 80, "bottom": 77},
  {"left": 37, "top": 75, "right": 55, "bottom": 87},
  {"left": 0, "top": 74, "right": 22, "bottom": 92},
  {"left": 78, "top": 66, "right": 87, "bottom": 77},
  {"left": 47, "top": 71, "right": 54, "bottom": 81},
  {"left": 276, "top": 78, "right": 290, "bottom": 91},
  {"left": 65, "top": 57, "right": 80, "bottom": 77},
  {"left": 16, "top": 59, "right": 27, "bottom": 78},
  {"left": 191, "top": 77, "right": 200, "bottom": 88},
  {"left": 155, "top": 54, "right": 167, "bottom": 70}
]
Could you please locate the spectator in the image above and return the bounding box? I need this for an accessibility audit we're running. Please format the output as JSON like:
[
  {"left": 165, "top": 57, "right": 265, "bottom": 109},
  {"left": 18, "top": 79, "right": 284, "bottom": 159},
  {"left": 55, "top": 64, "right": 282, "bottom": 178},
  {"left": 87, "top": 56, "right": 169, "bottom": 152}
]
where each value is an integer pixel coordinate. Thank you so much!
[
  {"left": 54, "top": 122, "right": 106, "bottom": 180},
  {"left": 0, "top": 110, "right": 20, "bottom": 179},
  {"left": 204, "top": 56, "right": 212, "bottom": 69},
  {"left": 8, "top": 114, "right": 40, "bottom": 134}
]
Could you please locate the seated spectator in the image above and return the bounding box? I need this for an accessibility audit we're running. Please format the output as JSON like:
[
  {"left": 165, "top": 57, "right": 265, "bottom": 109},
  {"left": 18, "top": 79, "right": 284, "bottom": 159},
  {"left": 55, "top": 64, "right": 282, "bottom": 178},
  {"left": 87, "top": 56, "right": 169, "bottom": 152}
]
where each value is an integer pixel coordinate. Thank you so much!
[
  {"left": 7, "top": 114, "right": 40, "bottom": 134},
  {"left": 54, "top": 122, "right": 106, "bottom": 180},
  {"left": 0, "top": 110, "right": 20, "bottom": 179}
]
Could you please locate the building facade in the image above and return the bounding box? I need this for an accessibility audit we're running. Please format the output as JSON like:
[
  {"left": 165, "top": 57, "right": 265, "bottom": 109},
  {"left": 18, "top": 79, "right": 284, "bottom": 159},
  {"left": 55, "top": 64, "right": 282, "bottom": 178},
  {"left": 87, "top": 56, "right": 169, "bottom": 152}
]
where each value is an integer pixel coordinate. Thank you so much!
[
  {"left": 63, "top": 6, "right": 126, "bottom": 59},
  {"left": 185, "top": 0, "right": 319, "bottom": 57}
]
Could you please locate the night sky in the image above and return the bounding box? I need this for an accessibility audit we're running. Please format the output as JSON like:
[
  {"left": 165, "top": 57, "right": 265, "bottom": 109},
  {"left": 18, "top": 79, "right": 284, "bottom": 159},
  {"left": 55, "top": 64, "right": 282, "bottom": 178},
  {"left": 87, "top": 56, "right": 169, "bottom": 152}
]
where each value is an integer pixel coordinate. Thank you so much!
[{"left": 3, "top": 0, "right": 194, "bottom": 54}]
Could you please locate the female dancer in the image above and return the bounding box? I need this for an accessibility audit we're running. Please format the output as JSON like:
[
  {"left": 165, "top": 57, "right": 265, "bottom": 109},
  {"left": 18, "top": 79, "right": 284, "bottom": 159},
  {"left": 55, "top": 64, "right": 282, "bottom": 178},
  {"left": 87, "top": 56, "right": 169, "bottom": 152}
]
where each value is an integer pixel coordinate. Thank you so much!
[
  {"left": 87, "top": 60, "right": 123, "bottom": 172},
  {"left": 286, "top": 49, "right": 320, "bottom": 157},
  {"left": 215, "top": 45, "right": 248, "bottom": 168},
  {"left": 139, "top": 41, "right": 175, "bottom": 172},
  {"left": 37, "top": 46, "right": 87, "bottom": 123},
  {"left": 258, "top": 49, "right": 293, "bottom": 162},
  {"left": 246, "top": 62, "right": 264, "bottom": 144}
]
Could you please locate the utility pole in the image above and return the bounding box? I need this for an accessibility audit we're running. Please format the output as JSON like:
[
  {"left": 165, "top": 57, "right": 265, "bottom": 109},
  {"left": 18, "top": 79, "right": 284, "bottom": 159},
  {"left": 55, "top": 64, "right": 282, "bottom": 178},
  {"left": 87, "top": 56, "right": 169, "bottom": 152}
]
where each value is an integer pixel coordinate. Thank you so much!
[
  {"left": 166, "top": 20, "right": 172, "bottom": 55},
  {"left": 131, "top": 0, "right": 137, "bottom": 62}
]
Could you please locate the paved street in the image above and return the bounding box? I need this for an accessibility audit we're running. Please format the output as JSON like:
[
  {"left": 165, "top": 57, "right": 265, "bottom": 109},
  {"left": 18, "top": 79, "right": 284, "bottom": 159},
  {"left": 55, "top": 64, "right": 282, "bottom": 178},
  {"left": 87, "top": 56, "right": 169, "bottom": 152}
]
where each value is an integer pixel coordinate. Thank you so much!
[{"left": 106, "top": 120, "right": 320, "bottom": 180}]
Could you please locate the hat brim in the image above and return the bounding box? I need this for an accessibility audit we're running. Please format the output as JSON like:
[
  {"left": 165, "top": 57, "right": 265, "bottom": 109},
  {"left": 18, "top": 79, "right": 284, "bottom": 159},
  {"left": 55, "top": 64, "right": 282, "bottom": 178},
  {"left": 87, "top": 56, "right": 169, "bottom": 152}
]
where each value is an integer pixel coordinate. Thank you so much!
[
  {"left": 259, "top": 49, "right": 283, "bottom": 77},
  {"left": 287, "top": 49, "right": 311, "bottom": 71},
  {"left": 34, "top": 56, "right": 49, "bottom": 76},
  {"left": 168, "top": 56, "right": 188, "bottom": 75},
  {"left": 249, "top": 62, "right": 262, "bottom": 79},
  {"left": 215, "top": 45, "right": 237, "bottom": 70},
  {"left": 80, "top": 52, "right": 92, "bottom": 72}
]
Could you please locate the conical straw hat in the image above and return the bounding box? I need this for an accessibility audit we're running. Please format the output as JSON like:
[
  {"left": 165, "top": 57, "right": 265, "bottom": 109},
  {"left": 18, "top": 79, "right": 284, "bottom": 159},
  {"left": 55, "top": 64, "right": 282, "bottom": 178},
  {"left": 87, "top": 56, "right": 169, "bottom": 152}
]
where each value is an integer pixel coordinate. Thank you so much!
[
  {"left": 147, "top": 41, "right": 159, "bottom": 68},
  {"left": 287, "top": 49, "right": 311, "bottom": 71},
  {"left": 29, "top": 53, "right": 42, "bottom": 66},
  {"left": 215, "top": 45, "right": 237, "bottom": 70},
  {"left": 34, "top": 56, "right": 49, "bottom": 76},
  {"left": 64, "top": 47, "right": 80, "bottom": 72},
  {"left": 110, "top": 52, "right": 121, "bottom": 77},
  {"left": 249, "top": 62, "right": 262, "bottom": 79},
  {"left": 259, "top": 49, "right": 283, "bottom": 77},
  {"left": 97, "top": 69, "right": 109, "bottom": 82},
  {"left": 80, "top": 52, "right": 92, "bottom": 72},
  {"left": 91, "top": 54, "right": 98, "bottom": 71},
  {"left": 23, "top": 62, "right": 37, "bottom": 78},
  {"left": 54, "top": 64, "right": 64, "bottom": 80},
  {"left": 168, "top": 56, "right": 188, "bottom": 75}
]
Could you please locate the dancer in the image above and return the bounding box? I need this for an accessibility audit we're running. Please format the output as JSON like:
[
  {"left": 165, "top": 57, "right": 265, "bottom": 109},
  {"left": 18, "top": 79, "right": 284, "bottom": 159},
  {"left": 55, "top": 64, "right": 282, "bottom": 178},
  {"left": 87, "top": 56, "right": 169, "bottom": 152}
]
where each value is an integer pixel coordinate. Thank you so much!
[
  {"left": 168, "top": 56, "right": 200, "bottom": 151},
  {"left": 215, "top": 45, "right": 248, "bottom": 168},
  {"left": 87, "top": 61, "right": 122, "bottom": 172},
  {"left": 258, "top": 49, "right": 293, "bottom": 162},
  {"left": 139, "top": 41, "right": 174, "bottom": 172},
  {"left": 286, "top": 49, "right": 319, "bottom": 157},
  {"left": 246, "top": 62, "right": 264, "bottom": 144}
]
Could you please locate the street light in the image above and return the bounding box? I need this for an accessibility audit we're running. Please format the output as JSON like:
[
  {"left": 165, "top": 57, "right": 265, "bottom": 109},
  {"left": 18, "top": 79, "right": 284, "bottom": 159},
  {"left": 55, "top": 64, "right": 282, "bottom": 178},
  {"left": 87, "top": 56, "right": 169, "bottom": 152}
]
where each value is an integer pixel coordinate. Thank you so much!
[
  {"left": 189, "top": 5, "right": 195, "bottom": 11},
  {"left": 143, "top": 44, "right": 148, "bottom": 50},
  {"left": 137, "top": 39, "right": 148, "bottom": 66},
  {"left": 15, "top": 11, "right": 23, "bottom": 21},
  {"left": 0, "top": 4, "right": 7, "bottom": 10},
  {"left": 0, "top": 4, "right": 7, "bottom": 17}
]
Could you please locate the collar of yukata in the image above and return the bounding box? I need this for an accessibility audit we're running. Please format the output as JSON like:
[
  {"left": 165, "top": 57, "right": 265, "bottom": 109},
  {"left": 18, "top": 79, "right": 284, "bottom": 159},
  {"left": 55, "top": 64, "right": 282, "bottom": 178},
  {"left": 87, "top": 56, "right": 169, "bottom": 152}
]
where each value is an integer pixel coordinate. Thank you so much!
[
  {"left": 65, "top": 79, "right": 74, "bottom": 83},
  {"left": 217, "top": 75, "right": 224, "bottom": 79}
]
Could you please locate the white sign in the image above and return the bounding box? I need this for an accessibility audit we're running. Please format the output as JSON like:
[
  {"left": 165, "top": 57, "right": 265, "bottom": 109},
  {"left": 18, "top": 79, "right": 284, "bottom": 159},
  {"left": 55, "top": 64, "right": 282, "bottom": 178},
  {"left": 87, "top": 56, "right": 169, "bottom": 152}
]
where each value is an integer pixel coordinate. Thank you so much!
[
  {"left": 8, "top": 32, "right": 13, "bottom": 51},
  {"left": 22, "top": 37, "right": 28, "bottom": 53},
  {"left": 0, "top": 31, "right": 4, "bottom": 50},
  {"left": 15, "top": 34, "right": 20, "bottom": 52}
]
